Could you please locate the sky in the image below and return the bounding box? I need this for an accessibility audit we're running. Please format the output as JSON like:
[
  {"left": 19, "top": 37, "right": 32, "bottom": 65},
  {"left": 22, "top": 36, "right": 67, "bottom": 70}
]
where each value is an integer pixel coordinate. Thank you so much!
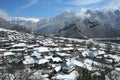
[{"left": 0, "top": 0, "right": 120, "bottom": 18}]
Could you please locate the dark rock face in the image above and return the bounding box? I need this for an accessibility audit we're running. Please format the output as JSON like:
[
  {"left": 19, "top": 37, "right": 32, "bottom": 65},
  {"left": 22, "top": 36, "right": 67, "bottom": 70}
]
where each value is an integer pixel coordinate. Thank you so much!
[{"left": 57, "top": 20, "right": 119, "bottom": 38}]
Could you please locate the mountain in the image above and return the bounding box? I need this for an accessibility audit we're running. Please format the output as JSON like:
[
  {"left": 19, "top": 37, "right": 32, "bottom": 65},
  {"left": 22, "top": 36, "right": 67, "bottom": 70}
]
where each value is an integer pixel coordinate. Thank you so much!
[
  {"left": 9, "top": 7, "right": 120, "bottom": 38},
  {"left": 57, "top": 20, "right": 119, "bottom": 38},
  {"left": 0, "top": 17, "right": 29, "bottom": 33},
  {"left": 9, "top": 17, "right": 50, "bottom": 32}
]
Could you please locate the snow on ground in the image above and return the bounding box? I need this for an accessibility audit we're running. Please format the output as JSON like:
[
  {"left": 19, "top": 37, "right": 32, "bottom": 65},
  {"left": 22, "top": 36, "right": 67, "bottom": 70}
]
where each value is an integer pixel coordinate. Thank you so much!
[
  {"left": 1, "top": 28, "right": 120, "bottom": 80},
  {"left": 59, "top": 37, "right": 87, "bottom": 42},
  {"left": 72, "top": 59, "right": 93, "bottom": 71},
  {"left": 54, "top": 70, "right": 79, "bottom": 80},
  {"left": 72, "top": 58, "right": 112, "bottom": 71}
]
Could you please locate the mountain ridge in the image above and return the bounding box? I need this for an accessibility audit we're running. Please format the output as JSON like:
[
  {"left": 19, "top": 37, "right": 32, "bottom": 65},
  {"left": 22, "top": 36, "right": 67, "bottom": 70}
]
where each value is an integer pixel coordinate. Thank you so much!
[
  {"left": 2, "top": 7, "right": 120, "bottom": 38},
  {"left": 0, "top": 17, "right": 30, "bottom": 33}
]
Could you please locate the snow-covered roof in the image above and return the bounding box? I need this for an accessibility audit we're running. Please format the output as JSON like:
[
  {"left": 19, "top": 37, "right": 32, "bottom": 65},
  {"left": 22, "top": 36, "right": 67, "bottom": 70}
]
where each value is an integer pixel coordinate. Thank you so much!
[
  {"left": 65, "top": 44, "right": 73, "bottom": 47},
  {"left": 34, "top": 47, "right": 49, "bottom": 52},
  {"left": 53, "top": 47, "right": 73, "bottom": 51},
  {"left": 23, "top": 56, "right": 34, "bottom": 65},
  {"left": 52, "top": 47, "right": 73, "bottom": 51},
  {"left": 12, "top": 43, "right": 27, "bottom": 47},
  {"left": 52, "top": 57, "right": 62, "bottom": 62},
  {"left": 0, "top": 49, "right": 6, "bottom": 51},
  {"left": 62, "top": 47, "right": 73, "bottom": 51},
  {"left": 108, "top": 54, "right": 120, "bottom": 62},
  {"left": 91, "top": 71, "right": 101, "bottom": 76},
  {"left": 27, "top": 45, "right": 34, "bottom": 48},
  {"left": 115, "top": 67, "right": 120, "bottom": 72},
  {"left": 71, "top": 59, "right": 100, "bottom": 71},
  {"left": 31, "top": 52, "right": 41, "bottom": 58},
  {"left": 78, "top": 48, "right": 85, "bottom": 51},
  {"left": 44, "top": 56, "right": 53, "bottom": 59},
  {"left": 53, "top": 48, "right": 61, "bottom": 51},
  {"left": 9, "top": 49, "right": 26, "bottom": 51},
  {"left": 98, "top": 50, "right": 105, "bottom": 55},
  {"left": 82, "top": 51, "right": 89, "bottom": 57},
  {"left": 56, "top": 52, "right": 71, "bottom": 57},
  {"left": 63, "top": 59, "right": 75, "bottom": 70},
  {"left": 48, "top": 52, "right": 54, "bottom": 56},
  {"left": 55, "top": 65, "right": 61, "bottom": 72},
  {"left": 90, "top": 47, "right": 97, "bottom": 51},
  {"left": 38, "top": 59, "right": 49, "bottom": 64},
  {"left": 4, "top": 52, "right": 15, "bottom": 56}
]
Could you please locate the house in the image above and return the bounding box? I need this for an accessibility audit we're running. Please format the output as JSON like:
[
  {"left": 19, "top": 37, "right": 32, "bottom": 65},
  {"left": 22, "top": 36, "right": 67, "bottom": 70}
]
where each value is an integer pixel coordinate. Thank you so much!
[
  {"left": 9, "top": 43, "right": 27, "bottom": 54},
  {"left": 23, "top": 56, "right": 34, "bottom": 68},
  {"left": 34, "top": 58, "right": 49, "bottom": 69},
  {"left": 61, "top": 59, "right": 75, "bottom": 74},
  {"left": 34, "top": 47, "right": 50, "bottom": 56},
  {"left": 0, "top": 39, "right": 11, "bottom": 48},
  {"left": 56, "top": 52, "right": 71, "bottom": 58},
  {"left": 51, "top": 57, "right": 62, "bottom": 63},
  {"left": 91, "top": 71, "right": 101, "bottom": 80},
  {"left": 90, "top": 47, "right": 97, "bottom": 51},
  {"left": 54, "top": 64, "right": 61, "bottom": 73},
  {"left": 0, "top": 49, "right": 7, "bottom": 56},
  {"left": 87, "top": 51, "right": 96, "bottom": 58},
  {"left": 3, "top": 52, "right": 16, "bottom": 63},
  {"left": 0, "top": 49, "right": 7, "bottom": 64},
  {"left": 27, "top": 45, "right": 34, "bottom": 54},
  {"left": 31, "top": 50, "right": 42, "bottom": 59}
]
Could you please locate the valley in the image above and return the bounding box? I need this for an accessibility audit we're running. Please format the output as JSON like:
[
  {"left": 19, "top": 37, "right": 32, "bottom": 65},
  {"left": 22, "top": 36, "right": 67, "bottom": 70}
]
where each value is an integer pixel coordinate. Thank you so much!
[{"left": 0, "top": 28, "right": 120, "bottom": 80}]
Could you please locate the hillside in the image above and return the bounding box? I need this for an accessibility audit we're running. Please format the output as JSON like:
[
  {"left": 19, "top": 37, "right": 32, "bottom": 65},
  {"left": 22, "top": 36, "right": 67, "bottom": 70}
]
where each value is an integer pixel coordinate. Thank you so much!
[
  {"left": 8, "top": 7, "right": 120, "bottom": 38},
  {"left": 0, "top": 17, "right": 30, "bottom": 33}
]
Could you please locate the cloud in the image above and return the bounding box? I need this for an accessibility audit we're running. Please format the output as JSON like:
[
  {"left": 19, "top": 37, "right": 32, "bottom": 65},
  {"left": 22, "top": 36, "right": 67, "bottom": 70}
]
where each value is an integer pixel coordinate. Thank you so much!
[
  {"left": 106, "top": 0, "right": 120, "bottom": 8},
  {"left": 0, "top": 9, "right": 10, "bottom": 20},
  {"left": 67, "top": 0, "right": 103, "bottom": 6},
  {"left": 19, "top": 0, "right": 39, "bottom": 10},
  {"left": 75, "top": 9, "right": 91, "bottom": 20}
]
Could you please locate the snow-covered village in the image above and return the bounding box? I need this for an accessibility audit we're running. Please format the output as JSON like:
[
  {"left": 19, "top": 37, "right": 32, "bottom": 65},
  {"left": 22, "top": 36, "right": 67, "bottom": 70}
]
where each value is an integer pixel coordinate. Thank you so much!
[
  {"left": 0, "top": 28, "right": 120, "bottom": 80},
  {"left": 1, "top": 0, "right": 120, "bottom": 80}
]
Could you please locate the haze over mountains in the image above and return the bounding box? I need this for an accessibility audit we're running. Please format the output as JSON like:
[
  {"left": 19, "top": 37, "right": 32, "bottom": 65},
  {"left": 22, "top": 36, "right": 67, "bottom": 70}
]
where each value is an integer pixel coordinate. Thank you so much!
[
  {"left": 0, "top": 17, "right": 29, "bottom": 33},
  {"left": 1, "top": 7, "right": 120, "bottom": 38}
]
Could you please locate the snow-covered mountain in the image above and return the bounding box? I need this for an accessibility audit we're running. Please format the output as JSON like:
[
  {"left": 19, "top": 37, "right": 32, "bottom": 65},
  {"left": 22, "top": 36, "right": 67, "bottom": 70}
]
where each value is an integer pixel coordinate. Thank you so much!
[
  {"left": 8, "top": 7, "right": 120, "bottom": 38},
  {"left": 9, "top": 17, "right": 41, "bottom": 32},
  {"left": 0, "top": 17, "right": 29, "bottom": 33}
]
